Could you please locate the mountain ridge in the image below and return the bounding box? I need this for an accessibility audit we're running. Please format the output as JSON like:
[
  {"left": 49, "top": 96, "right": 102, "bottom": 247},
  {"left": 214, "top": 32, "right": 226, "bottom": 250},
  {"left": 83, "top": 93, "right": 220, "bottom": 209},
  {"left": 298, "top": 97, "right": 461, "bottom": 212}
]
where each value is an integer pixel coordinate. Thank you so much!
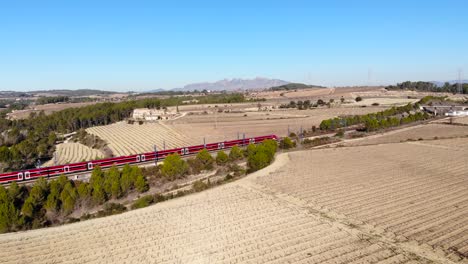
[{"left": 170, "top": 77, "right": 290, "bottom": 92}]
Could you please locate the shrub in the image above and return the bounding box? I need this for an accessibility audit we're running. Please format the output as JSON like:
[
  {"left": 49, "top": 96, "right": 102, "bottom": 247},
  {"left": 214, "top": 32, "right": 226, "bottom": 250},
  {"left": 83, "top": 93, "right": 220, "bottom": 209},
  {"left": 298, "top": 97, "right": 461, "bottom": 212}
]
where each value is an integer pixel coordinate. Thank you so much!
[
  {"left": 247, "top": 141, "right": 278, "bottom": 172},
  {"left": 216, "top": 151, "right": 229, "bottom": 165},
  {"left": 131, "top": 195, "right": 154, "bottom": 209},
  {"left": 192, "top": 180, "right": 209, "bottom": 192},
  {"left": 97, "top": 203, "right": 126, "bottom": 217},
  {"left": 279, "top": 137, "right": 295, "bottom": 149},
  {"left": 161, "top": 153, "right": 188, "bottom": 180},
  {"left": 248, "top": 149, "right": 271, "bottom": 172},
  {"left": 227, "top": 163, "right": 245, "bottom": 176},
  {"left": 302, "top": 137, "right": 334, "bottom": 147},
  {"left": 334, "top": 129, "right": 344, "bottom": 138},
  {"left": 355, "top": 96, "right": 363, "bottom": 102},
  {"left": 196, "top": 149, "right": 214, "bottom": 170},
  {"left": 228, "top": 145, "right": 243, "bottom": 161},
  {"left": 371, "top": 102, "right": 380, "bottom": 106}
]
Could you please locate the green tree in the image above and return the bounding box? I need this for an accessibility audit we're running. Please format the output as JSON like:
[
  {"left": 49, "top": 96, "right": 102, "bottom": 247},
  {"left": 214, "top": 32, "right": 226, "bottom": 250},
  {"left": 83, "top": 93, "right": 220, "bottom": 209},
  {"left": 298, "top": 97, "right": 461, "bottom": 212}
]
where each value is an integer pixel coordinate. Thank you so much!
[
  {"left": 60, "top": 182, "right": 77, "bottom": 214},
  {"left": 216, "top": 151, "right": 229, "bottom": 165},
  {"left": 104, "top": 165, "right": 120, "bottom": 198},
  {"left": 120, "top": 164, "right": 134, "bottom": 194},
  {"left": 247, "top": 141, "right": 278, "bottom": 172},
  {"left": 77, "top": 182, "right": 89, "bottom": 201},
  {"left": 21, "top": 177, "right": 49, "bottom": 219},
  {"left": 246, "top": 144, "right": 257, "bottom": 157},
  {"left": 45, "top": 179, "right": 62, "bottom": 213},
  {"left": 161, "top": 153, "right": 188, "bottom": 180},
  {"left": 135, "top": 174, "right": 149, "bottom": 193},
  {"left": 0, "top": 185, "right": 19, "bottom": 233},
  {"left": 104, "top": 165, "right": 121, "bottom": 199},
  {"left": 7, "top": 181, "right": 23, "bottom": 208},
  {"left": 228, "top": 145, "right": 243, "bottom": 161},
  {"left": 247, "top": 149, "right": 270, "bottom": 172},
  {"left": 196, "top": 149, "right": 214, "bottom": 170},
  {"left": 89, "top": 166, "right": 106, "bottom": 204},
  {"left": 91, "top": 185, "right": 106, "bottom": 205}
]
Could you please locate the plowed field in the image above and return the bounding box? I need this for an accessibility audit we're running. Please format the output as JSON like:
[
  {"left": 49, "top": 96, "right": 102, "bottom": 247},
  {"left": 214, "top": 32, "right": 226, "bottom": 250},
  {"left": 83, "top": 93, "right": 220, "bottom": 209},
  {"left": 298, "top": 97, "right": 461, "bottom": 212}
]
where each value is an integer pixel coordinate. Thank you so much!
[{"left": 1, "top": 138, "right": 466, "bottom": 263}]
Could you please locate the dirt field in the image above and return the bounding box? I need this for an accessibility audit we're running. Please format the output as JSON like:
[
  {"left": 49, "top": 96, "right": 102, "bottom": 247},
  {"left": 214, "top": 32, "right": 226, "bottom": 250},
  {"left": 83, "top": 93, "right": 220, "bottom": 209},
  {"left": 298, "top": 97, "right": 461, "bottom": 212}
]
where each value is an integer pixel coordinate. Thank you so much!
[
  {"left": 43, "top": 142, "right": 105, "bottom": 166},
  {"left": 168, "top": 106, "right": 384, "bottom": 143},
  {"left": 435, "top": 116, "right": 468, "bottom": 126},
  {"left": 0, "top": 138, "right": 466, "bottom": 263},
  {"left": 343, "top": 123, "right": 468, "bottom": 147},
  {"left": 7, "top": 102, "right": 97, "bottom": 120},
  {"left": 86, "top": 122, "right": 194, "bottom": 156},
  {"left": 255, "top": 141, "right": 468, "bottom": 262}
]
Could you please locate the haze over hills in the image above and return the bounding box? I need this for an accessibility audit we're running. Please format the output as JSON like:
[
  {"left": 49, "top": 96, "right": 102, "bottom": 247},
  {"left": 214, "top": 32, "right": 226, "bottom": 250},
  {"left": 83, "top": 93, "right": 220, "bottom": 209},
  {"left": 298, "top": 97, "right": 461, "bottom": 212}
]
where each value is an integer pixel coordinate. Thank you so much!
[{"left": 170, "top": 77, "right": 290, "bottom": 92}]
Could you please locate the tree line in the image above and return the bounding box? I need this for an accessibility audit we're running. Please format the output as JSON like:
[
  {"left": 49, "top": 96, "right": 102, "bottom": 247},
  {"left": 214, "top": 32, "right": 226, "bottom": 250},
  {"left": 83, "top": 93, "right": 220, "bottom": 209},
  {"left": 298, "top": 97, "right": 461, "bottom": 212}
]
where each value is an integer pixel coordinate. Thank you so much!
[
  {"left": 319, "top": 103, "right": 430, "bottom": 132},
  {"left": 0, "top": 164, "right": 148, "bottom": 233},
  {"left": 386, "top": 81, "right": 468, "bottom": 94},
  {"left": 36, "top": 96, "right": 70, "bottom": 105},
  {"left": 279, "top": 98, "right": 343, "bottom": 110}
]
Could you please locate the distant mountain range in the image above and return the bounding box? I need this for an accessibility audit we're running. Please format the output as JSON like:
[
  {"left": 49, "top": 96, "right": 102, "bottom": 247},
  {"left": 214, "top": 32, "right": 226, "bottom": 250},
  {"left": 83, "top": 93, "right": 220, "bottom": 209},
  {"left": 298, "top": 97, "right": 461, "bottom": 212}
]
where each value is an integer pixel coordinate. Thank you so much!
[{"left": 168, "top": 77, "right": 290, "bottom": 92}]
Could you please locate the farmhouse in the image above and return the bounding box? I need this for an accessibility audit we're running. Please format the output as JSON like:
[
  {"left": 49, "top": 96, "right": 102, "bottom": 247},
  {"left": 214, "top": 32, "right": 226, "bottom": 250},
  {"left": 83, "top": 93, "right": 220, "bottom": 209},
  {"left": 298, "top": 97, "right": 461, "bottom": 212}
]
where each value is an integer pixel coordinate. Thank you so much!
[{"left": 132, "top": 108, "right": 179, "bottom": 121}]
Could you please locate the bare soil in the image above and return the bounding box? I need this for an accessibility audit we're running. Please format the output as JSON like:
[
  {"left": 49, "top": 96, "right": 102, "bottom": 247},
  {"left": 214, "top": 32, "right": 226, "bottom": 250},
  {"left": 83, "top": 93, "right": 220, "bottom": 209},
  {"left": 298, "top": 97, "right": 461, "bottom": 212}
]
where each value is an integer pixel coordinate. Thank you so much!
[{"left": 1, "top": 136, "right": 466, "bottom": 263}]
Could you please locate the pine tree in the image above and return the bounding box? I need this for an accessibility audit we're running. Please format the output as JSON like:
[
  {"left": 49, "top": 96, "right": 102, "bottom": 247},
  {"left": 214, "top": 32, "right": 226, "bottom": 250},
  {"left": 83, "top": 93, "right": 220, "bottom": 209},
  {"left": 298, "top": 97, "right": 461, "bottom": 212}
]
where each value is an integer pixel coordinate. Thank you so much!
[
  {"left": 196, "top": 149, "right": 214, "bottom": 170},
  {"left": 135, "top": 174, "right": 149, "bottom": 193},
  {"left": 120, "top": 164, "right": 134, "bottom": 195},
  {"left": 228, "top": 145, "right": 243, "bottom": 161},
  {"left": 89, "top": 166, "right": 107, "bottom": 204},
  {"left": 45, "top": 179, "right": 61, "bottom": 213},
  {"left": 77, "top": 182, "right": 89, "bottom": 201},
  {"left": 0, "top": 185, "right": 19, "bottom": 233},
  {"left": 59, "top": 182, "right": 77, "bottom": 214},
  {"left": 216, "top": 151, "right": 229, "bottom": 165},
  {"left": 92, "top": 185, "right": 106, "bottom": 205},
  {"left": 161, "top": 153, "right": 188, "bottom": 180}
]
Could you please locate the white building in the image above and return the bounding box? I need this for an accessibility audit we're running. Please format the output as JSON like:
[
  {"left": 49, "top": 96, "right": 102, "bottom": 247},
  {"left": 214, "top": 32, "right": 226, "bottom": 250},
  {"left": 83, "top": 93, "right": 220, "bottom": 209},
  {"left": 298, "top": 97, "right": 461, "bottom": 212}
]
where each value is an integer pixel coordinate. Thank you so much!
[{"left": 132, "top": 108, "right": 179, "bottom": 121}]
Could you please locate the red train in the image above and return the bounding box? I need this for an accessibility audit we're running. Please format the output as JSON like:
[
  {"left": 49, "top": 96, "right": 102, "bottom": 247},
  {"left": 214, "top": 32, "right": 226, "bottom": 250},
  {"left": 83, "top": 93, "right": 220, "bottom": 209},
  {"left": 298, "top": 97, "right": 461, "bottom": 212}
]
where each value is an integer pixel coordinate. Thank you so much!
[{"left": 0, "top": 135, "right": 278, "bottom": 184}]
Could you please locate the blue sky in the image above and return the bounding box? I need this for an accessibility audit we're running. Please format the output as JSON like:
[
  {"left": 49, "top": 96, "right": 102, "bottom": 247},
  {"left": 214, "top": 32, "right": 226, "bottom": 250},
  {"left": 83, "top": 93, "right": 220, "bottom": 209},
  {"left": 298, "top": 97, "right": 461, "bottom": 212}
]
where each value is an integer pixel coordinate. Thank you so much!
[{"left": 1, "top": 0, "right": 467, "bottom": 91}]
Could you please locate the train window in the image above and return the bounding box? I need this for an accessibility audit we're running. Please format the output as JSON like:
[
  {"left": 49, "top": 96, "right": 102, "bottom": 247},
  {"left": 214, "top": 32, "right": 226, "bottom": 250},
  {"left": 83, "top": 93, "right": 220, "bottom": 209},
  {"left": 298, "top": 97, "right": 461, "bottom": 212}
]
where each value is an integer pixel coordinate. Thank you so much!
[
  {"left": 136, "top": 156, "right": 141, "bottom": 162},
  {"left": 24, "top": 172, "right": 30, "bottom": 180},
  {"left": 17, "top": 173, "right": 23, "bottom": 180},
  {"left": 141, "top": 155, "right": 146, "bottom": 162},
  {"left": 184, "top": 148, "right": 189, "bottom": 155},
  {"left": 218, "top": 143, "right": 225, "bottom": 149},
  {"left": 64, "top": 166, "right": 70, "bottom": 173},
  {"left": 88, "top": 162, "right": 93, "bottom": 170},
  {"left": 249, "top": 138, "right": 255, "bottom": 144}
]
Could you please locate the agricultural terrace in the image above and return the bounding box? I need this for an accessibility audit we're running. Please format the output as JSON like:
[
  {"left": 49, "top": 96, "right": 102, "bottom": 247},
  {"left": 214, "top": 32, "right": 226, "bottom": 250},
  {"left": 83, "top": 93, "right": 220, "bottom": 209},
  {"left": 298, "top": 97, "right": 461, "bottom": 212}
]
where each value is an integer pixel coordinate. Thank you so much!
[
  {"left": 0, "top": 138, "right": 466, "bottom": 263},
  {"left": 43, "top": 143, "right": 105, "bottom": 166},
  {"left": 86, "top": 122, "right": 194, "bottom": 156}
]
